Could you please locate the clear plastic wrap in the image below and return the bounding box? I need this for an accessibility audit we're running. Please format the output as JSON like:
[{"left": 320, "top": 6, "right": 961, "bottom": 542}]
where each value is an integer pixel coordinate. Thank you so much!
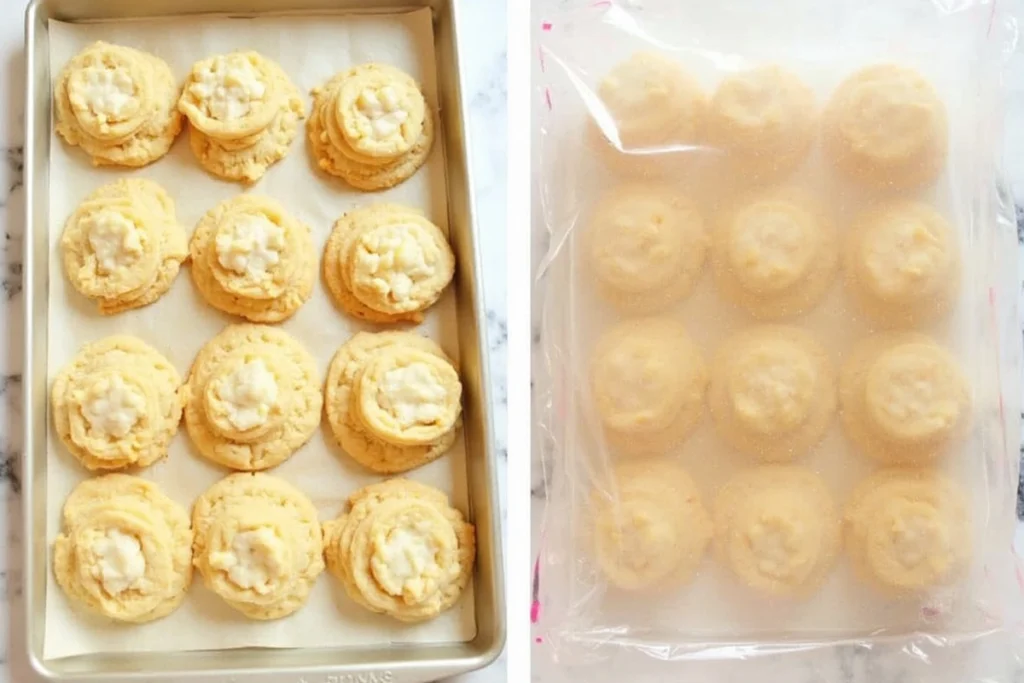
[{"left": 532, "top": 1, "right": 1024, "bottom": 679}]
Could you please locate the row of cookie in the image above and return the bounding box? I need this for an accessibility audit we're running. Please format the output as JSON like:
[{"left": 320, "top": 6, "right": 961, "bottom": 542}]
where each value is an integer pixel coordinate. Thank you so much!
[
  {"left": 57, "top": 42, "right": 432, "bottom": 189},
  {"left": 587, "top": 185, "right": 959, "bottom": 326},
  {"left": 53, "top": 327, "right": 461, "bottom": 475},
  {"left": 596, "top": 461, "right": 969, "bottom": 597},
  {"left": 590, "top": 53, "right": 947, "bottom": 190},
  {"left": 591, "top": 319, "right": 970, "bottom": 465},
  {"left": 62, "top": 178, "right": 454, "bottom": 324},
  {"left": 54, "top": 472, "right": 474, "bottom": 623}
]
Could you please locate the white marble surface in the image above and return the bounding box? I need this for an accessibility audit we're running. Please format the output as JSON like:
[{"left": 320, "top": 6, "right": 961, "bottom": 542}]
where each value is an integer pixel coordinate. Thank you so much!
[{"left": 0, "top": 1, "right": 507, "bottom": 681}]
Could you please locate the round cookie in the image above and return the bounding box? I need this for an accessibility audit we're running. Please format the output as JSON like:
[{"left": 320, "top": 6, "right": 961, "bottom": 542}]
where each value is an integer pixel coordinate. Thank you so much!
[
  {"left": 592, "top": 459, "right": 711, "bottom": 591},
  {"left": 585, "top": 184, "right": 708, "bottom": 311},
  {"left": 323, "top": 204, "right": 455, "bottom": 323},
  {"left": 51, "top": 336, "right": 183, "bottom": 472},
  {"left": 322, "top": 479, "right": 475, "bottom": 622},
  {"left": 192, "top": 473, "right": 324, "bottom": 620},
  {"left": 707, "top": 65, "right": 816, "bottom": 181},
  {"left": 309, "top": 64, "right": 434, "bottom": 191},
  {"left": 183, "top": 324, "right": 321, "bottom": 471},
  {"left": 61, "top": 178, "right": 188, "bottom": 315},
  {"left": 53, "top": 474, "right": 192, "bottom": 623},
  {"left": 54, "top": 41, "right": 183, "bottom": 167},
  {"left": 178, "top": 52, "right": 305, "bottom": 183},
  {"left": 190, "top": 195, "right": 315, "bottom": 323},
  {"left": 822, "top": 64, "right": 948, "bottom": 190},
  {"left": 839, "top": 334, "right": 970, "bottom": 464},
  {"left": 324, "top": 331, "right": 461, "bottom": 474},
  {"left": 708, "top": 326, "right": 835, "bottom": 462},
  {"left": 589, "top": 318, "right": 707, "bottom": 456},
  {"left": 714, "top": 465, "right": 841, "bottom": 597},
  {"left": 587, "top": 51, "right": 708, "bottom": 178},
  {"left": 845, "top": 468, "right": 971, "bottom": 593},
  {"left": 844, "top": 201, "right": 960, "bottom": 327},
  {"left": 711, "top": 189, "right": 838, "bottom": 319}
]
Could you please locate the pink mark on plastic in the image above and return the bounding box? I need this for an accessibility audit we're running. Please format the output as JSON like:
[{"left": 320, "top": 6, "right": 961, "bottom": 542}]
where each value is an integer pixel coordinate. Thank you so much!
[
  {"left": 987, "top": 1, "right": 998, "bottom": 38},
  {"left": 921, "top": 605, "right": 940, "bottom": 619},
  {"left": 539, "top": 47, "right": 546, "bottom": 73},
  {"left": 541, "top": 21, "right": 553, "bottom": 31},
  {"left": 535, "top": 637, "right": 544, "bottom": 643},
  {"left": 1015, "top": 561, "right": 1024, "bottom": 592},
  {"left": 545, "top": 88, "right": 553, "bottom": 111},
  {"left": 531, "top": 556, "right": 542, "bottom": 623},
  {"left": 591, "top": 0, "right": 612, "bottom": 6}
]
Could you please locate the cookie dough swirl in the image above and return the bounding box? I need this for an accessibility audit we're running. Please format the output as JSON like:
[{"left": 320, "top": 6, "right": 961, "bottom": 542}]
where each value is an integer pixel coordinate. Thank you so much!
[
  {"left": 178, "top": 52, "right": 305, "bottom": 183},
  {"left": 839, "top": 334, "right": 971, "bottom": 464},
  {"left": 309, "top": 64, "right": 435, "bottom": 191},
  {"left": 183, "top": 325, "right": 321, "bottom": 471},
  {"left": 192, "top": 473, "right": 324, "bottom": 620},
  {"left": 590, "top": 318, "right": 708, "bottom": 456},
  {"left": 823, "top": 64, "right": 948, "bottom": 190},
  {"left": 593, "top": 460, "right": 711, "bottom": 591},
  {"left": 54, "top": 41, "right": 183, "bottom": 167},
  {"left": 845, "top": 469, "right": 971, "bottom": 593},
  {"left": 711, "top": 189, "right": 838, "bottom": 319},
  {"left": 323, "top": 479, "right": 475, "bottom": 622},
  {"left": 709, "top": 326, "right": 835, "bottom": 462},
  {"left": 323, "top": 204, "right": 455, "bottom": 323},
  {"left": 53, "top": 475, "right": 192, "bottom": 623},
  {"left": 845, "top": 201, "right": 960, "bottom": 327},
  {"left": 325, "top": 332, "right": 463, "bottom": 474},
  {"left": 52, "top": 336, "right": 183, "bottom": 472},
  {"left": 714, "top": 465, "right": 841, "bottom": 597},
  {"left": 61, "top": 178, "right": 188, "bottom": 315},
  {"left": 190, "top": 195, "right": 315, "bottom": 322}
]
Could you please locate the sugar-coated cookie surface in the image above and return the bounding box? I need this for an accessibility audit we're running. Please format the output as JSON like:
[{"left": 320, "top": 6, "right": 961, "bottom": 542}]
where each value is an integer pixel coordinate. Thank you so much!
[
  {"left": 324, "top": 331, "right": 462, "bottom": 474},
  {"left": 709, "top": 326, "right": 835, "bottom": 462},
  {"left": 309, "top": 64, "right": 434, "bottom": 191},
  {"left": 53, "top": 475, "right": 192, "bottom": 623},
  {"left": 178, "top": 51, "right": 305, "bottom": 183},
  {"left": 192, "top": 473, "right": 324, "bottom": 620},
  {"left": 714, "top": 465, "right": 841, "bottom": 597},
  {"left": 183, "top": 324, "right": 321, "bottom": 471},
  {"left": 54, "top": 41, "right": 183, "bottom": 167},
  {"left": 322, "top": 479, "right": 475, "bottom": 622},
  {"left": 51, "top": 336, "right": 183, "bottom": 472},
  {"left": 845, "top": 468, "right": 970, "bottom": 593},
  {"left": 61, "top": 178, "right": 187, "bottom": 315},
  {"left": 590, "top": 318, "right": 707, "bottom": 456},
  {"left": 839, "top": 333, "right": 971, "bottom": 465},
  {"left": 593, "top": 460, "right": 711, "bottom": 591},
  {"left": 585, "top": 184, "right": 708, "bottom": 311},
  {"left": 190, "top": 195, "right": 315, "bottom": 323}
]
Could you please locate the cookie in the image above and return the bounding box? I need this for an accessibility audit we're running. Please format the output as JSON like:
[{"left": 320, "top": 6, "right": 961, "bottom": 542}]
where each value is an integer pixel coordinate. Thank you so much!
[
  {"left": 711, "top": 188, "right": 838, "bottom": 319},
  {"left": 822, "top": 64, "right": 948, "bottom": 190},
  {"left": 323, "top": 204, "right": 454, "bottom": 323},
  {"left": 845, "top": 468, "right": 970, "bottom": 593},
  {"left": 592, "top": 460, "right": 711, "bottom": 591},
  {"left": 54, "top": 41, "right": 183, "bottom": 167},
  {"left": 844, "top": 201, "right": 960, "bottom": 327},
  {"left": 308, "top": 64, "right": 435, "bottom": 191},
  {"left": 61, "top": 178, "right": 188, "bottom": 315},
  {"left": 585, "top": 184, "right": 708, "bottom": 311},
  {"left": 714, "top": 465, "right": 841, "bottom": 597},
  {"left": 190, "top": 195, "right": 315, "bottom": 323},
  {"left": 586, "top": 52, "right": 708, "bottom": 178},
  {"left": 183, "top": 324, "right": 321, "bottom": 471},
  {"left": 707, "top": 65, "right": 816, "bottom": 181},
  {"left": 839, "top": 334, "right": 970, "bottom": 464},
  {"left": 192, "top": 473, "right": 324, "bottom": 620},
  {"left": 178, "top": 52, "right": 305, "bottom": 183},
  {"left": 324, "top": 331, "right": 461, "bottom": 474},
  {"left": 708, "top": 326, "right": 835, "bottom": 462},
  {"left": 53, "top": 474, "right": 192, "bottom": 622},
  {"left": 322, "top": 479, "right": 474, "bottom": 622},
  {"left": 589, "top": 318, "right": 707, "bottom": 456},
  {"left": 51, "top": 336, "right": 183, "bottom": 472}
]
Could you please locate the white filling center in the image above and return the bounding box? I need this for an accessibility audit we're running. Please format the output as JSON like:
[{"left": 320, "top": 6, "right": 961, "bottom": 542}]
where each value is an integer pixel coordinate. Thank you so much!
[
  {"left": 357, "top": 225, "right": 436, "bottom": 302},
  {"left": 79, "top": 66, "right": 136, "bottom": 117},
  {"left": 191, "top": 56, "right": 267, "bottom": 120},
  {"left": 357, "top": 86, "right": 410, "bottom": 138},
  {"left": 215, "top": 214, "right": 286, "bottom": 277},
  {"left": 379, "top": 363, "right": 448, "bottom": 428},
  {"left": 86, "top": 209, "right": 144, "bottom": 274},
  {"left": 80, "top": 374, "right": 146, "bottom": 438},
  {"left": 91, "top": 528, "right": 146, "bottom": 595},
  {"left": 209, "top": 527, "right": 284, "bottom": 595},
  {"left": 212, "top": 359, "right": 278, "bottom": 431}
]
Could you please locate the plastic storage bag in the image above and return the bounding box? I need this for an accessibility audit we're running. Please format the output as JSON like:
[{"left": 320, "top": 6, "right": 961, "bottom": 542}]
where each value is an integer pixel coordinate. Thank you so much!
[{"left": 532, "top": 1, "right": 1024, "bottom": 679}]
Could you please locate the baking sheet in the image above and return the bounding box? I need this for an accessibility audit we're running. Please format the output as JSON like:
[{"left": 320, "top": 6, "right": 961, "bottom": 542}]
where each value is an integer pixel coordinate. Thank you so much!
[{"left": 44, "top": 9, "right": 476, "bottom": 660}]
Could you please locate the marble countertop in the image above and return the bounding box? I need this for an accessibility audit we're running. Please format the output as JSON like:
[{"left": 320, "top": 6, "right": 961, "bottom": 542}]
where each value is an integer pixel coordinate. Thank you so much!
[{"left": 0, "top": 1, "right": 507, "bottom": 682}]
